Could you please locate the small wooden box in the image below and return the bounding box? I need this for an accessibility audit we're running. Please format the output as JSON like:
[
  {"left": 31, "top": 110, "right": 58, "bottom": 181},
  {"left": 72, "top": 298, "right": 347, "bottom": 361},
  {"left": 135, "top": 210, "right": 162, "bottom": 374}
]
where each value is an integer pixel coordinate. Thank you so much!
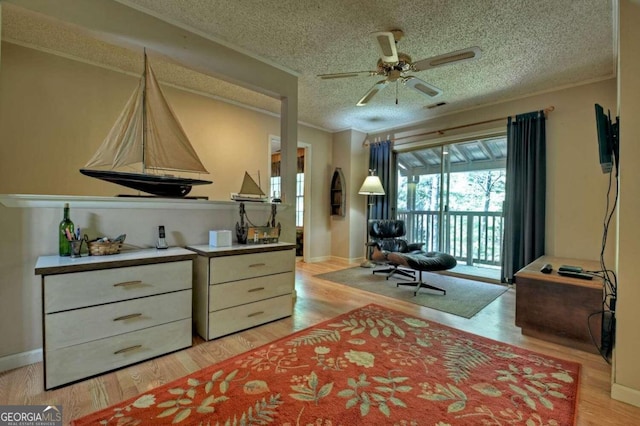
[{"left": 247, "top": 226, "right": 279, "bottom": 244}]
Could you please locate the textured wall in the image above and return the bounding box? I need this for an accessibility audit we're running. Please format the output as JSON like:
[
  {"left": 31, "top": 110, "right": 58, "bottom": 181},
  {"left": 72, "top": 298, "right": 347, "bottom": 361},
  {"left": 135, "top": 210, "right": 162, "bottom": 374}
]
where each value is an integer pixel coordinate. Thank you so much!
[{"left": 612, "top": 0, "right": 640, "bottom": 408}]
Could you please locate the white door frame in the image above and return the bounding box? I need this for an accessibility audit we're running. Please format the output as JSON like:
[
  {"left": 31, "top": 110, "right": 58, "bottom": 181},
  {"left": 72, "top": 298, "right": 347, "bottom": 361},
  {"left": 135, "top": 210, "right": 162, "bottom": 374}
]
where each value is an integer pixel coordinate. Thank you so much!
[{"left": 268, "top": 135, "right": 311, "bottom": 262}]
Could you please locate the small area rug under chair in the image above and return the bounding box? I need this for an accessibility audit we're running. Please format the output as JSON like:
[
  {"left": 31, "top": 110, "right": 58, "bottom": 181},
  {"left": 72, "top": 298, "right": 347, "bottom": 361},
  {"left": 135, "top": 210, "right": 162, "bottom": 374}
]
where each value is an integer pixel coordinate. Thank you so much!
[
  {"left": 315, "top": 266, "right": 509, "bottom": 318},
  {"left": 72, "top": 304, "right": 579, "bottom": 425}
]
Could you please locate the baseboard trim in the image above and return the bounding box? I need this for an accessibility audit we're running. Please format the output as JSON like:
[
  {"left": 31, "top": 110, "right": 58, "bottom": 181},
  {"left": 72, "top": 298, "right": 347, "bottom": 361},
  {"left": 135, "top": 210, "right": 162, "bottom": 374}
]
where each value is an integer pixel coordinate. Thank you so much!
[
  {"left": 327, "top": 256, "right": 361, "bottom": 264},
  {"left": 305, "top": 255, "right": 332, "bottom": 263},
  {"left": 611, "top": 382, "right": 640, "bottom": 408},
  {"left": 0, "top": 348, "right": 43, "bottom": 373},
  {"left": 440, "top": 270, "right": 501, "bottom": 285}
]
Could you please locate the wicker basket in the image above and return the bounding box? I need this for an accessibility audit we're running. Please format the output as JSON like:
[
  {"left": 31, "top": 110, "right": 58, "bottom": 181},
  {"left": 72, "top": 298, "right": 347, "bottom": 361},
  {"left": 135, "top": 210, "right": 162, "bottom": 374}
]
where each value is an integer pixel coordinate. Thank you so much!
[{"left": 87, "top": 240, "right": 123, "bottom": 256}]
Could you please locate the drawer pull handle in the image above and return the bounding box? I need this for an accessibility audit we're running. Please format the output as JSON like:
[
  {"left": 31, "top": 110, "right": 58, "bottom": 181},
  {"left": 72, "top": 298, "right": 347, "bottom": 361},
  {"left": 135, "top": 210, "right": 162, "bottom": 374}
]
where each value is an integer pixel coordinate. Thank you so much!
[
  {"left": 113, "top": 313, "right": 142, "bottom": 321},
  {"left": 249, "top": 263, "right": 266, "bottom": 268},
  {"left": 248, "top": 287, "right": 265, "bottom": 293},
  {"left": 113, "top": 280, "right": 143, "bottom": 287},
  {"left": 113, "top": 344, "right": 142, "bottom": 355},
  {"left": 247, "top": 311, "right": 264, "bottom": 318}
]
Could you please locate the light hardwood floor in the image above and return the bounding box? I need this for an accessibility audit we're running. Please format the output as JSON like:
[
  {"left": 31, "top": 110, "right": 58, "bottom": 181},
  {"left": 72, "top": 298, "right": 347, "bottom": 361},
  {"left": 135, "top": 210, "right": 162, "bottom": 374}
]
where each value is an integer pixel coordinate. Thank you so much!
[{"left": 1, "top": 259, "right": 639, "bottom": 425}]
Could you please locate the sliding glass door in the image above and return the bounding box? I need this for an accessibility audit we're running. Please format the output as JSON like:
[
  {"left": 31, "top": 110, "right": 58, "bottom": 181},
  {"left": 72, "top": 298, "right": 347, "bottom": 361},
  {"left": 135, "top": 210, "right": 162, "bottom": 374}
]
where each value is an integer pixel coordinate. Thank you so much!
[
  {"left": 397, "top": 145, "right": 444, "bottom": 251},
  {"left": 396, "top": 136, "right": 507, "bottom": 273}
]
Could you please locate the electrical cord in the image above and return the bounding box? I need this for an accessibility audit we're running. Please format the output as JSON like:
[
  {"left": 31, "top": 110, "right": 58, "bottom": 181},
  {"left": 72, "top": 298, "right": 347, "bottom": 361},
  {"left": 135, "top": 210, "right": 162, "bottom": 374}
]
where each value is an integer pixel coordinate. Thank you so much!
[
  {"left": 587, "top": 310, "right": 612, "bottom": 364},
  {"left": 599, "top": 165, "right": 619, "bottom": 299},
  {"left": 591, "top": 161, "right": 619, "bottom": 358}
]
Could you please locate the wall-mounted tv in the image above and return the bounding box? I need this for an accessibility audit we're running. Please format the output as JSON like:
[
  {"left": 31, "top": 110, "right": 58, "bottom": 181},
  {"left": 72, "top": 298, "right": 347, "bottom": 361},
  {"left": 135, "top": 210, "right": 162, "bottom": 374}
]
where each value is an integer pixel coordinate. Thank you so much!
[{"left": 594, "top": 104, "right": 620, "bottom": 174}]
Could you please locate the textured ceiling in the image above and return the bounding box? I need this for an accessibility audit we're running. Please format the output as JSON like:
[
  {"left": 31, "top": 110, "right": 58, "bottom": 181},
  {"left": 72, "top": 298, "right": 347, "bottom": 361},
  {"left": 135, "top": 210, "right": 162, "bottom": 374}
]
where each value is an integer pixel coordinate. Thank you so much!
[{"left": 1, "top": 0, "right": 615, "bottom": 133}]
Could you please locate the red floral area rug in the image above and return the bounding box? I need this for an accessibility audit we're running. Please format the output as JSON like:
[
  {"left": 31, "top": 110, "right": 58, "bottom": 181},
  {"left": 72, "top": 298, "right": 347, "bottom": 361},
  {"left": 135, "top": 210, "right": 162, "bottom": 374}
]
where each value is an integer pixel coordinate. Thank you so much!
[{"left": 72, "top": 304, "right": 580, "bottom": 425}]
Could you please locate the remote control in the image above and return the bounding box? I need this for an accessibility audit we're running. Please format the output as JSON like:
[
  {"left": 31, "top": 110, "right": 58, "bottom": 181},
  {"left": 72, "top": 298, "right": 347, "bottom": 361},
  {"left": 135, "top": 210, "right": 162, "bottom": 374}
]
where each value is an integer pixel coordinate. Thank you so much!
[
  {"left": 559, "top": 265, "right": 583, "bottom": 273},
  {"left": 540, "top": 263, "right": 553, "bottom": 274},
  {"left": 557, "top": 270, "right": 593, "bottom": 280}
]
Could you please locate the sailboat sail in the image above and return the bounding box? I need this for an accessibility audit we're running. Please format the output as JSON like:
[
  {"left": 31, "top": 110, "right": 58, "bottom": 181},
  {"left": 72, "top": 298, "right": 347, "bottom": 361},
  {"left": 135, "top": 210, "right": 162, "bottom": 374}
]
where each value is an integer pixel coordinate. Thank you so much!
[
  {"left": 84, "top": 57, "right": 208, "bottom": 174},
  {"left": 239, "top": 172, "right": 266, "bottom": 196},
  {"left": 84, "top": 79, "right": 144, "bottom": 169},
  {"left": 143, "top": 61, "right": 208, "bottom": 173},
  {"left": 231, "top": 172, "right": 269, "bottom": 202},
  {"left": 81, "top": 53, "right": 211, "bottom": 197}
]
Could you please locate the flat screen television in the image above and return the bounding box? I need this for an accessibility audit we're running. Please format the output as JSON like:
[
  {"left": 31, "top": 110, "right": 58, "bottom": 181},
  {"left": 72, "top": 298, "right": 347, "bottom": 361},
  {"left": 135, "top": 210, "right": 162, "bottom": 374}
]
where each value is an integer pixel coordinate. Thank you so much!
[{"left": 595, "top": 104, "right": 620, "bottom": 174}]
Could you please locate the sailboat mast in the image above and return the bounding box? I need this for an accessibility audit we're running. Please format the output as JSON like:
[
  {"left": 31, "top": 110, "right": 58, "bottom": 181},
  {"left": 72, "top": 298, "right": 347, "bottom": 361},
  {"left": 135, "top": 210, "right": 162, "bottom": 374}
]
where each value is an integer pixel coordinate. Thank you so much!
[{"left": 142, "top": 49, "right": 147, "bottom": 173}]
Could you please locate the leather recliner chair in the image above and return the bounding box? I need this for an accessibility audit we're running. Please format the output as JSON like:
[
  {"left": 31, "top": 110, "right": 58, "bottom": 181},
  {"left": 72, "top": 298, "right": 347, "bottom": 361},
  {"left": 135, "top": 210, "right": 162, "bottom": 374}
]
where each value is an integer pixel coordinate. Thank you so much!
[{"left": 368, "top": 219, "right": 424, "bottom": 279}]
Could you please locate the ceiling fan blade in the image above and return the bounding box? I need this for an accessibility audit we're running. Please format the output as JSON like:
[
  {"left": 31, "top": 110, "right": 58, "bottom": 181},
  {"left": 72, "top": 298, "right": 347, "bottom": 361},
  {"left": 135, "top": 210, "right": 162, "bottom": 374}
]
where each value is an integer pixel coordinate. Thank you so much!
[
  {"left": 403, "top": 76, "right": 442, "bottom": 98},
  {"left": 372, "top": 31, "right": 398, "bottom": 63},
  {"left": 413, "top": 46, "right": 481, "bottom": 71},
  {"left": 318, "top": 71, "right": 376, "bottom": 79},
  {"left": 357, "top": 80, "right": 388, "bottom": 106}
]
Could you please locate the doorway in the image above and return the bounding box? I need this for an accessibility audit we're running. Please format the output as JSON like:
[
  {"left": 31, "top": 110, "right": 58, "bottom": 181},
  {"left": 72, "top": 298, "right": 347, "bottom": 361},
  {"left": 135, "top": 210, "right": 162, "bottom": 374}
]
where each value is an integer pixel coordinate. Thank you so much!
[{"left": 269, "top": 136, "right": 310, "bottom": 262}]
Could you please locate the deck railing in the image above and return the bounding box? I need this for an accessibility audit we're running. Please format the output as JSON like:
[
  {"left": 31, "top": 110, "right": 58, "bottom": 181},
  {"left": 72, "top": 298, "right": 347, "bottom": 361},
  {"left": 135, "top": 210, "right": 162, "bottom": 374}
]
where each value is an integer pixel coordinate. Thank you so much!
[{"left": 397, "top": 210, "right": 504, "bottom": 267}]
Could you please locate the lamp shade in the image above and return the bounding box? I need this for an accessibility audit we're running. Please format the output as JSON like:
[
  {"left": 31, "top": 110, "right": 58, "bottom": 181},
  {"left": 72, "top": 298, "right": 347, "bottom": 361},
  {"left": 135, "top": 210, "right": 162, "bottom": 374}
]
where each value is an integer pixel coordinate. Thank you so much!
[{"left": 358, "top": 175, "right": 385, "bottom": 195}]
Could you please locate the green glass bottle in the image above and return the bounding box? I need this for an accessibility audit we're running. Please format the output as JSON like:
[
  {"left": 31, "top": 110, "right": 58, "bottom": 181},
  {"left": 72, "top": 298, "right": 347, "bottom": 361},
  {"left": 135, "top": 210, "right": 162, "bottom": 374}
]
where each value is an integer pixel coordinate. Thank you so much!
[{"left": 59, "top": 203, "right": 75, "bottom": 256}]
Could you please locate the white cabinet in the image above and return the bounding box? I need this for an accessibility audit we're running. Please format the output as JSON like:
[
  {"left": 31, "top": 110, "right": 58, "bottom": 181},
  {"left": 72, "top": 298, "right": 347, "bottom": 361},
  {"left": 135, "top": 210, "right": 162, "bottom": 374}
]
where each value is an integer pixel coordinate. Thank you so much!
[
  {"left": 188, "top": 243, "right": 296, "bottom": 340},
  {"left": 35, "top": 248, "right": 196, "bottom": 390}
]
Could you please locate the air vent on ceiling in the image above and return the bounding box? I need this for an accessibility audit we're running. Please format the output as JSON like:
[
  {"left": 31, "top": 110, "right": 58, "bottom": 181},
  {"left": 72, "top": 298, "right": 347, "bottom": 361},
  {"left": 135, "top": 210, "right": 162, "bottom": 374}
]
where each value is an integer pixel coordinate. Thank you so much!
[{"left": 426, "top": 102, "right": 448, "bottom": 109}]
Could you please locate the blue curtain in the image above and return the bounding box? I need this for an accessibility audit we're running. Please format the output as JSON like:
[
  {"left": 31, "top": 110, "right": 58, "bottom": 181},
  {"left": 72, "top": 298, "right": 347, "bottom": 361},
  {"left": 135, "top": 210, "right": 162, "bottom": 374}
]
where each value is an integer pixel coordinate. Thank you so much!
[
  {"left": 501, "top": 111, "right": 546, "bottom": 282},
  {"left": 369, "top": 140, "right": 393, "bottom": 219}
]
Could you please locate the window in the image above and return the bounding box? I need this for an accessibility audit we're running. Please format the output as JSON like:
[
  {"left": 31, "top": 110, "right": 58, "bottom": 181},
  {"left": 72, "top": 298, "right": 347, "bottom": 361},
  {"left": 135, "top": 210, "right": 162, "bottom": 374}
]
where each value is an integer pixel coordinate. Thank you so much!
[
  {"left": 269, "top": 174, "right": 304, "bottom": 227},
  {"left": 270, "top": 176, "right": 281, "bottom": 201},
  {"left": 271, "top": 148, "right": 305, "bottom": 228},
  {"left": 296, "top": 173, "right": 304, "bottom": 227}
]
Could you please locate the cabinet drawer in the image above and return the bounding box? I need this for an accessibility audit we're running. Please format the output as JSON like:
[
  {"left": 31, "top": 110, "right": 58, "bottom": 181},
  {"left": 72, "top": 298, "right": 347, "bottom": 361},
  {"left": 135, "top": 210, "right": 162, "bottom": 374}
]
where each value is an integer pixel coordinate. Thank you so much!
[
  {"left": 45, "top": 318, "right": 191, "bottom": 390},
  {"left": 45, "top": 290, "right": 192, "bottom": 350},
  {"left": 208, "top": 294, "right": 292, "bottom": 339},
  {"left": 209, "top": 272, "right": 293, "bottom": 311},
  {"left": 209, "top": 250, "right": 294, "bottom": 284},
  {"left": 44, "top": 261, "right": 192, "bottom": 313}
]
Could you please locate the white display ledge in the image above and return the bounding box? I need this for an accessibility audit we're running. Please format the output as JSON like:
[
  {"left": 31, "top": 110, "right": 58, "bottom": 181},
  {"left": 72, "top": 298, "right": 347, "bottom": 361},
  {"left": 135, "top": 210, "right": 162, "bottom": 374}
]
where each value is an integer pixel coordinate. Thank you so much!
[{"left": 0, "top": 194, "right": 289, "bottom": 211}]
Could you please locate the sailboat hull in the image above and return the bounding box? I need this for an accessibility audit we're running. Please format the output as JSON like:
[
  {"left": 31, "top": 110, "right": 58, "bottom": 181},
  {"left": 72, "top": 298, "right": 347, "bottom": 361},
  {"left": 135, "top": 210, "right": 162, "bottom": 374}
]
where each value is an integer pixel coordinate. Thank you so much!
[{"left": 80, "top": 169, "right": 212, "bottom": 198}]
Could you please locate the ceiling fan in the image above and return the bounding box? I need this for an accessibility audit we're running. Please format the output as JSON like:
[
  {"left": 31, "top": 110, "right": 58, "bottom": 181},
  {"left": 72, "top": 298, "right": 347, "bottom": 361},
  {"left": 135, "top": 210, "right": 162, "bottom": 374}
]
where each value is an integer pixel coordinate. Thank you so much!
[{"left": 318, "top": 30, "right": 481, "bottom": 106}]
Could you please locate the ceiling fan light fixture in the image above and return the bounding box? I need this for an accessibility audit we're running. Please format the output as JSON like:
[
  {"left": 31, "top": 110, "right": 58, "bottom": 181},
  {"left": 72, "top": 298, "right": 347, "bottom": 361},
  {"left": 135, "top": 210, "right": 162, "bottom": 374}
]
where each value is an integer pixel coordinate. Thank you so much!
[{"left": 319, "top": 29, "right": 480, "bottom": 106}]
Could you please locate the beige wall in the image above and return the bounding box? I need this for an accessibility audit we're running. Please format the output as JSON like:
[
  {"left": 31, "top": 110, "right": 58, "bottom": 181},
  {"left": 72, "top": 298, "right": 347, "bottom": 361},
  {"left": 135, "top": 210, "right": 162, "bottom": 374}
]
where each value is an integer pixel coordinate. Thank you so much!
[
  {"left": 330, "top": 131, "right": 352, "bottom": 261},
  {"left": 297, "top": 126, "right": 333, "bottom": 262},
  {"left": 612, "top": 0, "right": 640, "bottom": 407},
  {"left": 370, "top": 79, "right": 617, "bottom": 263},
  {"left": 331, "top": 129, "right": 368, "bottom": 262}
]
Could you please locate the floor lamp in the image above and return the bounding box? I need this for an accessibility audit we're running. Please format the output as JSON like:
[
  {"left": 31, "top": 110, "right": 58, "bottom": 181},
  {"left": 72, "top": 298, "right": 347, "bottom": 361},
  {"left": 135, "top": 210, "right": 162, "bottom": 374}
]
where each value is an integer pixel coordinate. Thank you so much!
[{"left": 359, "top": 170, "right": 385, "bottom": 267}]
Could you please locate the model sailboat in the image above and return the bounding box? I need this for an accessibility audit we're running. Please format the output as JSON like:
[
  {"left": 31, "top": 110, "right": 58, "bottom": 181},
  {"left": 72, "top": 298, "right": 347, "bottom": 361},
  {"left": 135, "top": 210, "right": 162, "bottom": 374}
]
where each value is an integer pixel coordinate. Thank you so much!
[
  {"left": 80, "top": 53, "right": 212, "bottom": 197},
  {"left": 231, "top": 171, "right": 270, "bottom": 202}
]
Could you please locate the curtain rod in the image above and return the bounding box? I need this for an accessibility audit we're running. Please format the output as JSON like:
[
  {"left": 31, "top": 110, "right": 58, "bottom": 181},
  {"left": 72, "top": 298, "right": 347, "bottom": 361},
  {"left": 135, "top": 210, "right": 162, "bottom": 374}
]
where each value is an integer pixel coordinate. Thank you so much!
[{"left": 362, "top": 105, "right": 555, "bottom": 147}]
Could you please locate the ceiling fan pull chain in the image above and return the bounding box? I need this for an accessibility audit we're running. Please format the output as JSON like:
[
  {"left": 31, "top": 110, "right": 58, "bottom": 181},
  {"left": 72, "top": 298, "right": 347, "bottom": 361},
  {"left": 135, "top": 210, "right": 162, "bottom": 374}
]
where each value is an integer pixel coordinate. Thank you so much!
[{"left": 396, "top": 80, "right": 399, "bottom": 105}]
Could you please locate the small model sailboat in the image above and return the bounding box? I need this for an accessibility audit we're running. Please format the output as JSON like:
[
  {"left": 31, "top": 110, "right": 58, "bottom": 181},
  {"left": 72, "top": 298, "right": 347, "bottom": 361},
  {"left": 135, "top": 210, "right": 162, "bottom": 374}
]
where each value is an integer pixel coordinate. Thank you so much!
[
  {"left": 80, "top": 53, "right": 212, "bottom": 197},
  {"left": 231, "top": 171, "right": 270, "bottom": 202}
]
